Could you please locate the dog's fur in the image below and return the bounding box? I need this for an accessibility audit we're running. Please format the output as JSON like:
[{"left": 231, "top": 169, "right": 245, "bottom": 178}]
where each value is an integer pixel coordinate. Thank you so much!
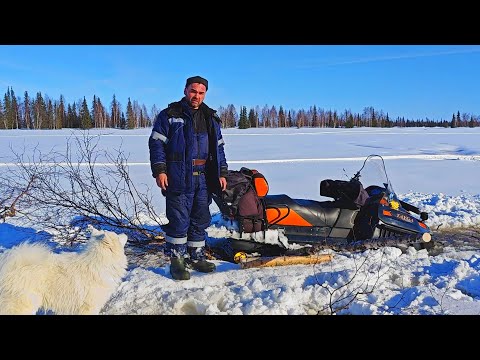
[{"left": 0, "top": 227, "right": 128, "bottom": 315}]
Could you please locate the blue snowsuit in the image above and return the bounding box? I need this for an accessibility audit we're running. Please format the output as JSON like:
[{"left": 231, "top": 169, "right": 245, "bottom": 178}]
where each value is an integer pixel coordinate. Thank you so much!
[{"left": 149, "top": 98, "right": 228, "bottom": 259}]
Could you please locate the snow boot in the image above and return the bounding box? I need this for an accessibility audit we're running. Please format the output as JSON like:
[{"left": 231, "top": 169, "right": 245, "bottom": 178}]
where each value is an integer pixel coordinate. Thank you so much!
[
  {"left": 186, "top": 246, "right": 216, "bottom": 273},
  {"left": 170, "top": 257, "right": 190, "bottom": 280},
  {"left": 187, "top": 259, "right": 216, "bottom": 273}
]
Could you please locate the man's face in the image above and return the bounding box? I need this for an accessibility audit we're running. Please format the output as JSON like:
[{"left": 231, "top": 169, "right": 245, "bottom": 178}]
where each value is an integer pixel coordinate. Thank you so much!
[{"left": 184, "top": 83, "right": 207, "bottom": 109}]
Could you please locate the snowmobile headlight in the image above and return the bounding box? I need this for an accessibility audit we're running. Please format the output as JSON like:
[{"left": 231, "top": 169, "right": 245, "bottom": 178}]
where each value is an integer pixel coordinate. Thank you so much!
[
  {"left": 421, "top": 232, "right": 432, "bottom": 242},
  {"left": 389, "top": 200, "right": 400, "bottom": 210}
]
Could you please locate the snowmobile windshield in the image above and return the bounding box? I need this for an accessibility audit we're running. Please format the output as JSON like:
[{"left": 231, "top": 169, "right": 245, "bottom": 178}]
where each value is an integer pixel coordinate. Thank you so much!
[{"left": 353, "top": 155, "right": 397, "bottom": 201}]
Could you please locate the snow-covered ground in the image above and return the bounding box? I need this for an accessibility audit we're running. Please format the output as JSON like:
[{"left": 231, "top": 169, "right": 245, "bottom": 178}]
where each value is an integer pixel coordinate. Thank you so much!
[{"left": 1, "top": 127, "right": 480, "bottom": 314}]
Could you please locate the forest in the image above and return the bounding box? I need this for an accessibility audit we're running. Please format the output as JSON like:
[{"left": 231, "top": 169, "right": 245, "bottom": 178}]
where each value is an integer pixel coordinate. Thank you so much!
[{"left": 1, "top": 87, "right": 478, "bottom": 130}]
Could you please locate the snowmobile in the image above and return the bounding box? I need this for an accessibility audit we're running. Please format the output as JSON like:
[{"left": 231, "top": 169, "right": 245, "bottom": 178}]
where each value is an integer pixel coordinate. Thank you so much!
[{"left": 210, "top": 155, "right": 433, "bottom": 260}]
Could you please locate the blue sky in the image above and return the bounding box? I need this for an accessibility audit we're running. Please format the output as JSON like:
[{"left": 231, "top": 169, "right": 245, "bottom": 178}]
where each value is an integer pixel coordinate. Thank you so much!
[{"left": 1, "top": 45, "right": 479, "bottom": 120}]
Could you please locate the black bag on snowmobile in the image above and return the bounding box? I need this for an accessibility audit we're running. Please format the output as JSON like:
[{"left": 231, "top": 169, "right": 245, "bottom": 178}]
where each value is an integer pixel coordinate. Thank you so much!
[{"left": 320, "top": 179, "right": 369, "bottom": 207}]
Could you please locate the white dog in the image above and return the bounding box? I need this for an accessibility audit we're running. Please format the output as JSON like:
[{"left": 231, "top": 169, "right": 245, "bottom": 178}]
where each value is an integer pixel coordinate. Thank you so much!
[{"left": 0, "top": 227, "right": 128, "bottom": 315}]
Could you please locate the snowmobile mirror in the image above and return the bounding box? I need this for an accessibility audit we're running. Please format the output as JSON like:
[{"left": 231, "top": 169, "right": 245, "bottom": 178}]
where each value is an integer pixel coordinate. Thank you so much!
[{"left": 420, "top": 212, "right": 428, "bottom": 221}]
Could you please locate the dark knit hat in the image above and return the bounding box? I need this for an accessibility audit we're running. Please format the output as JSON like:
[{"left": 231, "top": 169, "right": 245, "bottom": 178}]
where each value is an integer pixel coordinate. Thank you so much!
[{"left": 185, "top": 76, "right": 208, "bottom": 91}]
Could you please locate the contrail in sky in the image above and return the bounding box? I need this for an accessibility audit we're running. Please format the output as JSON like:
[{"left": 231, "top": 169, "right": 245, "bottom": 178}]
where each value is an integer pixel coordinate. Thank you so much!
[{"left": 298, "top": 47, "right": 480, "bottom": 68}]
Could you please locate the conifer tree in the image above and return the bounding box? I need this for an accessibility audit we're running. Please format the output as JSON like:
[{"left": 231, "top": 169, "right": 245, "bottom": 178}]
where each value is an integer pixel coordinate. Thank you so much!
[
  {"left": 0, "top": 98, "right": 4, "bottom": 129},
  {"left": 72, "top": 102, "right": 79, "bottom": 128},
  {"left": 126, "top": 98, "right": 135, "bottom": 129},
  {"left": 24, "top": 91, "right": 31, "bottom": 129},
  {"left": 57, "top": 95, "right": 65, "bottom": 129},
  {"left": 312, "top": 105, "right": 318, "bottom": 127},
  {"left": 10, "top": 88, "right": 19, "bottom": 129},
  {"left": 111, "top": 94, "right": 121, "bottom": 128},
  {"left": 278, "top": 106, "right": 285, "bottom": 127},
  {"left": 345, "top": 113, "right": 354, "bottom": 128},
  {"left": 120, "top": 112, "right": 126, "bottom": 129},
  {"left": 46, "top": 99, "right": 54, "bottom": 129},
  {"left": 371, "top": 108, "right": 377, "bottom": 127},
  {"left": 139, "top": 109, "right": 144, "bottom": 128},
  {"left": 451, "top": 113, "right": 457, "bottom": 128},
  {"left": 34, "top": 92, "right": 47, "bottom": 129},
  {"left": 248, "top": 108, "right": 257, "bottom": 127},
  {"left": 92, "top": 95, "right": 98, "bottom": 128},
  {"left": 80, "top": 97, "right": 92, "bottom": 129},
  {"left": 66, "top": 104, "right": 73, "bottom": 128},
  {"left": 238, "top": 106, "right": 249, "bottom": 129},
  {"left": 3, "top": 88, "right": 13, "bottom": 129}
]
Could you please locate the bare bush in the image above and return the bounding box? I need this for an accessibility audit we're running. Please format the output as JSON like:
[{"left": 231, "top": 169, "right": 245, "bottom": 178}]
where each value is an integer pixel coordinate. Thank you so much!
[
  {"left": 313, "top": 249, "right": 389, "bottom": 315},
  {"left": 2, "top": 133, "right": 165, "bottom": 244}
]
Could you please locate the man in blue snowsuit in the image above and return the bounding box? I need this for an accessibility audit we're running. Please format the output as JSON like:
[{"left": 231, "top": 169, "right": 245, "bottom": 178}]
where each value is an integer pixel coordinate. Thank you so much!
[{"left": 149, "top": 76, "right": 228, "bottom": 280}]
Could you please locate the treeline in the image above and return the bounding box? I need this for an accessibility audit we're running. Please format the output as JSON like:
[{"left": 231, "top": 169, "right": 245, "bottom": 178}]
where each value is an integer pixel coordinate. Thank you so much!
[
  {"left": 221, "top": 105, "right": 480, "bottom": 129},
  {"left": 1, "top": 87, "right": 479, "bottom": 130},
  {"left": 0, "top": 87, "right": 158, "bottom": 130}
]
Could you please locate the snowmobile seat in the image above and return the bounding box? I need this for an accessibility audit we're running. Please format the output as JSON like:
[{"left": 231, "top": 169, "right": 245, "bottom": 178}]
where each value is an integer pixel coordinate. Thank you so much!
[{"left": 265, "top": 194, "right": 343, "bottom": 227}]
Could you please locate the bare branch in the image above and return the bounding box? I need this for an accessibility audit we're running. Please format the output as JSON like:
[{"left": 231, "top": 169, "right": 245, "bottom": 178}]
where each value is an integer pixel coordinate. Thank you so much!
[{"left": 2, "top": 132, "right": 165, "bottom": 243}]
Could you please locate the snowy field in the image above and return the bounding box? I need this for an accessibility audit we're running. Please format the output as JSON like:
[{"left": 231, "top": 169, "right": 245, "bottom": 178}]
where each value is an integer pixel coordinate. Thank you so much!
[{"left": 1, "top": 127, "right": 480, "bottom": 315}]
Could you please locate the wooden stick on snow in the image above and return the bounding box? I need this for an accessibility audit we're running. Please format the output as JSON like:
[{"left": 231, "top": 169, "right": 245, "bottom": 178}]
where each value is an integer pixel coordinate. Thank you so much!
[{"left": 240, "top": 254, "right": 333, "bottom": 269}]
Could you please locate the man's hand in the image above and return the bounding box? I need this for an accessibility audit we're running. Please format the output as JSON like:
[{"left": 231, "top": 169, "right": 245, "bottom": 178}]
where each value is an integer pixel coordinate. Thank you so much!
[
  {"left": 219, "top": 177, "right": 227, "bottom": 191},
  {"left": 156, "top": 173, "right": 168, "bottom": 190}
]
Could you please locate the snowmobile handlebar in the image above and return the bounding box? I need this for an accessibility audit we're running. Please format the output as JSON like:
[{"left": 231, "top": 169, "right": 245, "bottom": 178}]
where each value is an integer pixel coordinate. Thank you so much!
[{"left": 398, "top": 200, "right": 428, "bottom": 220}]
